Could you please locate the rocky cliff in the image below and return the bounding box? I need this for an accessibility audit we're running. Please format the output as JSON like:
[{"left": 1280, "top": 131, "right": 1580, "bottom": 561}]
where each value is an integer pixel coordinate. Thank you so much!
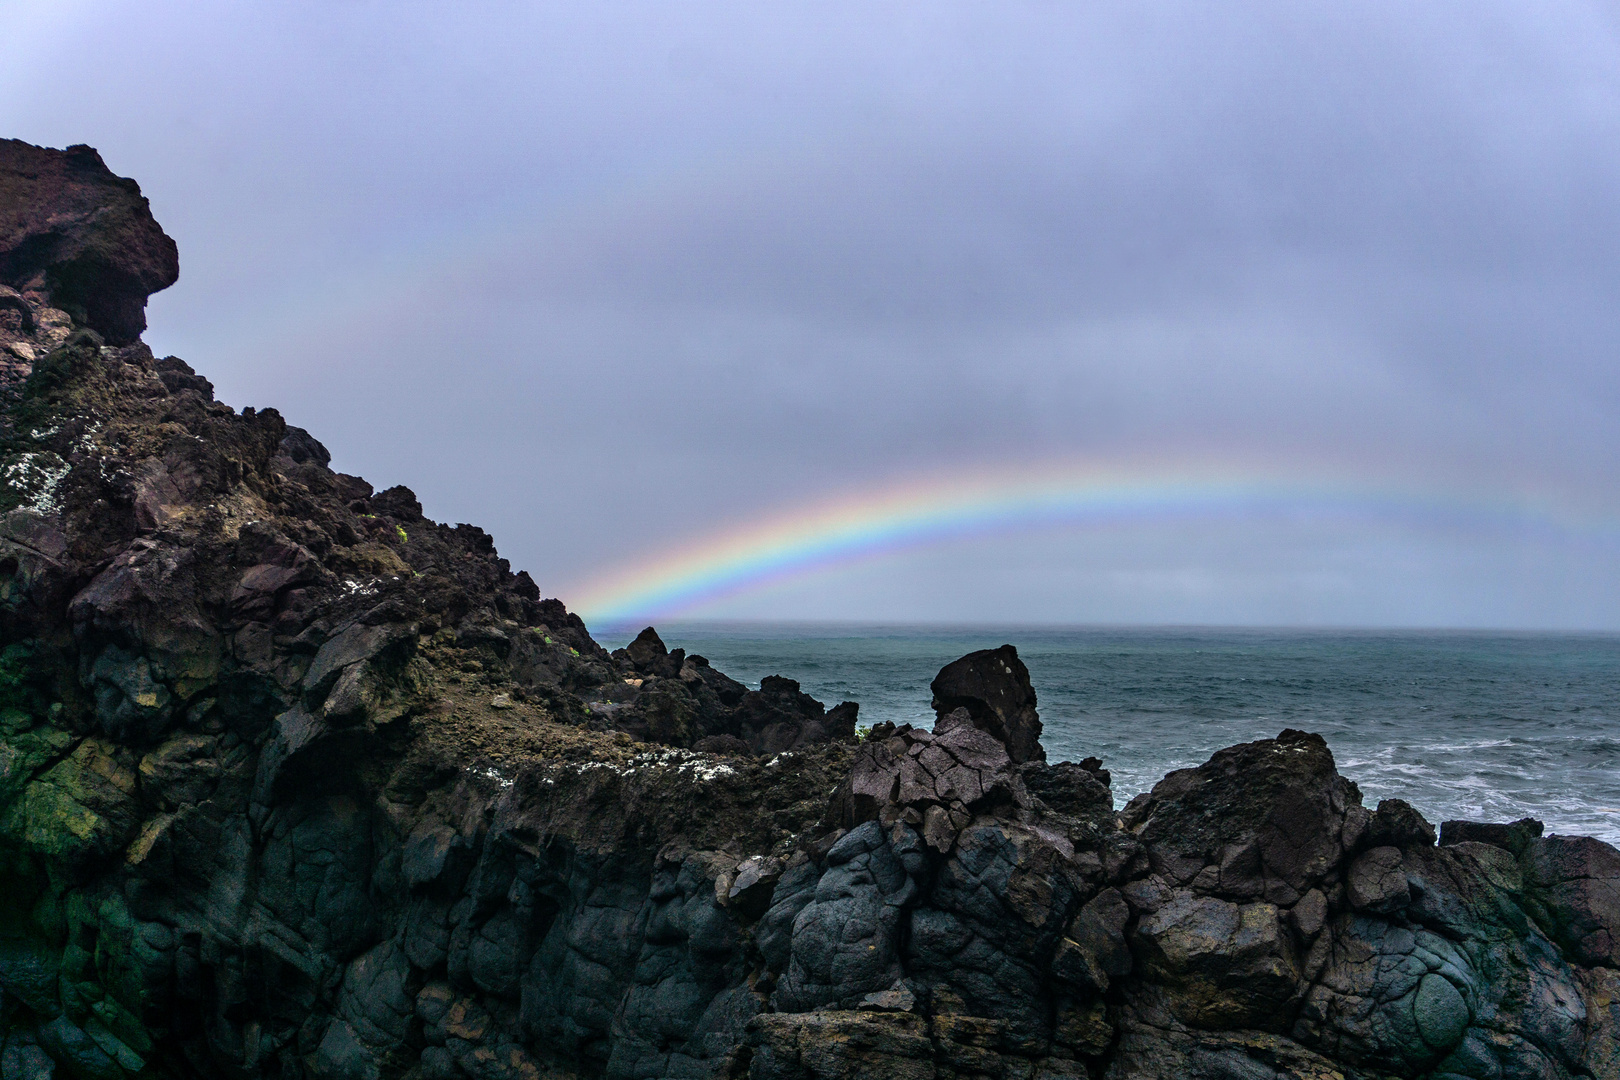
[{"left": 0, "top": 139, "right": 1616, "bottom": 1080}]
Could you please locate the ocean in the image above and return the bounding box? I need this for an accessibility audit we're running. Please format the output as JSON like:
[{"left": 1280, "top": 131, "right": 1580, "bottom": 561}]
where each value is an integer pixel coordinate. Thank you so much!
[{"left": 596, "top": 623, "right": 1620, "bottom": 844}]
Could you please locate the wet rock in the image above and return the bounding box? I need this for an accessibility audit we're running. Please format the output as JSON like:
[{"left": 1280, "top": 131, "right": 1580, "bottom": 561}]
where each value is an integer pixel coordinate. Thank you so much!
[
  {"left": 1524, "top": 834, "right": 1620, "bottom": 967},
  {"left": 1439, "top": 815, "right": 1544, "bottom": 856}
]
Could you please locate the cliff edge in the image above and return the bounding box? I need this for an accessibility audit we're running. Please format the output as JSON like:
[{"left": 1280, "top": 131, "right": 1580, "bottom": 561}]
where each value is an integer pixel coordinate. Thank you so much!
[{"left": 0, "top": 140, "right": 1616, "bottom": 1080}]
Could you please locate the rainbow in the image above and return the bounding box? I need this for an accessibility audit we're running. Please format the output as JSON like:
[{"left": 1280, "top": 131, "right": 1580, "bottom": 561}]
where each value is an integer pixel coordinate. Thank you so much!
[{"left": 566, "top": 461, "right": 1620, "bottom": 622}]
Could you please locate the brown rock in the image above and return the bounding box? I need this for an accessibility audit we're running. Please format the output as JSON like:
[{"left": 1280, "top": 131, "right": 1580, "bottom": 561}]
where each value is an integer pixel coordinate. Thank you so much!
[
  {"left": 0, "top": 140, "right": 178, "bottom": 343},
  {"left": 1119, "top": 729, "right": 1363, "bottom": 906}
]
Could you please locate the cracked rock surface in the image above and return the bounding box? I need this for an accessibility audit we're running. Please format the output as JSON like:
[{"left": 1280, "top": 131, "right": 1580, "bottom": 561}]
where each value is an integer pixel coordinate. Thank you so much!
[{"left": 2, "top": 139, "right": 1619, "bottom": 1080}]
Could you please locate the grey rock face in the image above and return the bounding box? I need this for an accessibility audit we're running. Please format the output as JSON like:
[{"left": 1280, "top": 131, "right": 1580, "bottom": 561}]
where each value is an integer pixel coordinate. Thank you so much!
[
  {"left": 773, "top": 822, "right": 911, "bottom": 1012},
  {"left": 1346, "top": 845, "right": 1410, "bottom": 913},
  {"left": 1524, "top": 834, "right": 1620, "bottom": 967}
]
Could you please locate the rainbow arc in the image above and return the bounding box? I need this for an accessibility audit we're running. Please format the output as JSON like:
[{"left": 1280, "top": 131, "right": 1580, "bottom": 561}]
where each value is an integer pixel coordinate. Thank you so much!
[{"left": 566, "top": 463, "right": 1619, "bottom": 622}]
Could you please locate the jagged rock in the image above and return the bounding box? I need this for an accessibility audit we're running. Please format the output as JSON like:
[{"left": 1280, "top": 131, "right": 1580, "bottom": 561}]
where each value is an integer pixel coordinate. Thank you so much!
[
  {"left": 1364, "top": 796, "right": 1437, "bottom": 849},
  {"left": 930, "top": 643, "right": 1044, "bottom": 764},
  {"left": 1120, "top": 729, "right": 1365, "bottom": 906},
  {"left": 604, "top": 630, "right": 854, "bottom": 754},
  {"left": 0, "top": 140, "right": 178, "bottom": 345},
  {"left": 731, "top": 675, "right": 858, "bottom": 755},
  {"left": 1052, "top": 887, "right": 1132, "bottom": 994},
  {"left": 830, "top": 707, "right": 1027, "bottom": 846},
  {"left": 621, "top": 625, "right": 677, "bottom": 676},
  {"left": 1020, "top": 757, "right": 1112, "bottom": 817}
]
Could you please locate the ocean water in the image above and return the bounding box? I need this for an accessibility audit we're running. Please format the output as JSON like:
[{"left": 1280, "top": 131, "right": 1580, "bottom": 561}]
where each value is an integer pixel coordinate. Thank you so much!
[{"left": 597, "top": 623, "right": 1620, "bottom": 844}]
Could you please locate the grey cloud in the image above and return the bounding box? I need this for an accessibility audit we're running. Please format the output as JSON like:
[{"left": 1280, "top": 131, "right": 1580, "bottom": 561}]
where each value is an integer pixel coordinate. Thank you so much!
[{"left": 4, "top": 1, "right": 1619, "bottom": 623}]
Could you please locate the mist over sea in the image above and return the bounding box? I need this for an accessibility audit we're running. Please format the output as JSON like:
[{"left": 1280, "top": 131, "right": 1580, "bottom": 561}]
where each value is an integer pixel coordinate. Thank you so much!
[{"left": 596, "top": 623, "right": 1620, "bottom": 845}]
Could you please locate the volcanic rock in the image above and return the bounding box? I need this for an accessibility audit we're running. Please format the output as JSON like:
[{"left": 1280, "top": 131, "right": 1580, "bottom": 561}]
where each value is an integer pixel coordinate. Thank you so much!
[
  {"left": 2, "top": 139, "right": 1619, "bottom": 1080},
  {"left": 930, "top": 643, "right": 1044, "bottom": 763},
  {"left": 0, "top": 140, "right": 178, "bottom": 344},
  {"left": 1120, "top": 727, "right": 1365, "bottom": 905}
]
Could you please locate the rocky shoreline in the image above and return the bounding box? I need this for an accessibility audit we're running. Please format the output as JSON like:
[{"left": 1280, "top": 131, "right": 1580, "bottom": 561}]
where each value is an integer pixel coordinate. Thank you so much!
[{"left": 1, "top": 138, "right": 1616, "bottom": 1080}]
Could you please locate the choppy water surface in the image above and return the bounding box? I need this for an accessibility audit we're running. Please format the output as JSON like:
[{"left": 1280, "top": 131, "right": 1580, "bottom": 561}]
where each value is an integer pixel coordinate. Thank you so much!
[{"left": 598, "top": 623, "right": 1620, "bottom": 844}]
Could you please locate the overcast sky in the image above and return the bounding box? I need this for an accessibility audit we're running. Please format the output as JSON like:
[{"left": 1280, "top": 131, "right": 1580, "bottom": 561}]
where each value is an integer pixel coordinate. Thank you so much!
[{"left": 5, "top": 2, "right": 1620, "bottom": 627}]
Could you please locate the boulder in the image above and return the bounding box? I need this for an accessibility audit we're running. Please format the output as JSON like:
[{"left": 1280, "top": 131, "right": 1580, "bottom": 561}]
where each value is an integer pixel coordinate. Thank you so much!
[
  {"left": 1119, "top": 729, "right": 1365, "bottom": 906},
  {"left": 930, "top": 644, "right": 1044, "bottom": 764},
  {"left": 1524, "top": 835, "right": 1620, "bottom": 967},
  {"left": 1439, "top": 816, "right": 1544, "bottom": 856},
  {"left": 1132, "top": 890, "right": 1300, "bottom": 1030}
]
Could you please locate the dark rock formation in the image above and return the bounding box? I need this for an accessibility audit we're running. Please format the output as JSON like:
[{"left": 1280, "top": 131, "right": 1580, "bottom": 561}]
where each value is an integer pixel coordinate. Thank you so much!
[
  {"left": 930, "top": 644, "right": 1044, "bottom": 763},
  {"left": 0, "top": 140, "right": 178, "bottom": 345},
  {"left": 607, "top": 628, "right": 857, "bottom": 756},
  {"left": 2, "top": 139, "right": 1618, "bottom": 1080}
]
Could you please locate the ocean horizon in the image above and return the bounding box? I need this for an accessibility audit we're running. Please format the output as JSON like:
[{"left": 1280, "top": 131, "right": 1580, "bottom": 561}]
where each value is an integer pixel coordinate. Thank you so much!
[{"left": 595, "top": 621, "right": 1620, "bottom": 844}]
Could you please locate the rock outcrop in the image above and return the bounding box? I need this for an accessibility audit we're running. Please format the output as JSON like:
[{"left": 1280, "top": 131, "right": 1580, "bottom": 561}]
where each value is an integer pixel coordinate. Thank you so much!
[
  {"left": 0, "top": 140, "right": 178, "bottom": 347},
  {"left": 1, "top": 139, "right": 1617, "bottom": 1080},
  {"left": 607, "top": 628, "right": 858, "bottom": 756},
  {"left": 931, "top": 644, "right": 1044, "bottom": 764}
]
